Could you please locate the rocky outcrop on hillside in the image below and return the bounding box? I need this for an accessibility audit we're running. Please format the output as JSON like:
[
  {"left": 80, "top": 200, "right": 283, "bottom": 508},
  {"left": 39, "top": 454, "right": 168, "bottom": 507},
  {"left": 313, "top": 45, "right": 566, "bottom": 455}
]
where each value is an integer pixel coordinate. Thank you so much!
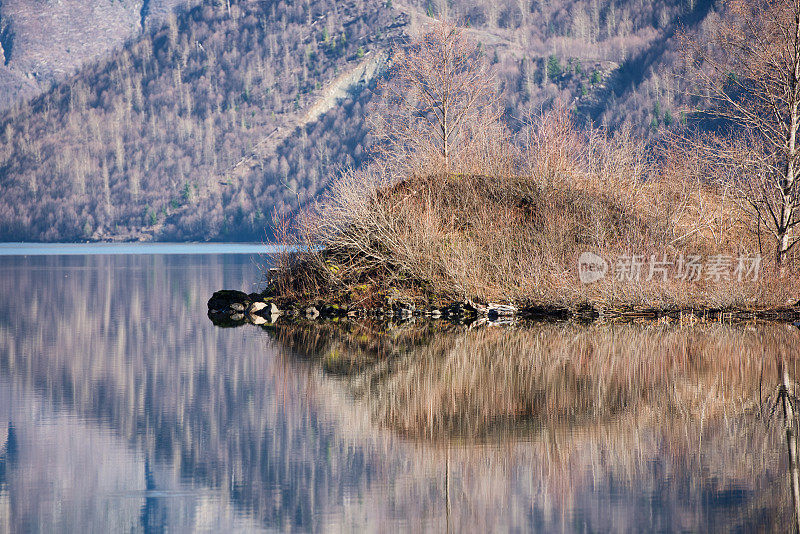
[{"left": 0, "top": 0, "right": 193, "bottom": 109}]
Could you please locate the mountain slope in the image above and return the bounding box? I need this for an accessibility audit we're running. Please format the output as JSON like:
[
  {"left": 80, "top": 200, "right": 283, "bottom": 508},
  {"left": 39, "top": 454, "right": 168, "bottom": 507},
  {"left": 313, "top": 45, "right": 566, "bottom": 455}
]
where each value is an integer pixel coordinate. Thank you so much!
[{"left": 0, "top": 0, "right": 406, "bottom": 241}]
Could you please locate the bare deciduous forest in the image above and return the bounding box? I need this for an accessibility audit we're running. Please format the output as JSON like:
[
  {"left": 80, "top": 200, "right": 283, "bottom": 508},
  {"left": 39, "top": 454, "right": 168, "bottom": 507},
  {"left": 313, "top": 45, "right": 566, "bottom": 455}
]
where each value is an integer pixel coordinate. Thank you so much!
[{"left": 0, "top": 0, "right": 717, "bottom": 241}]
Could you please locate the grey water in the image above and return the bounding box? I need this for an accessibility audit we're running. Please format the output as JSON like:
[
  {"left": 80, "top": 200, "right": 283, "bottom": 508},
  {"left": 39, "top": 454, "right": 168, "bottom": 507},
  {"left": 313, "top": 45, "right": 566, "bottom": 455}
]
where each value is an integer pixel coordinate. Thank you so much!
[
  {"left": 1, "top": 248, "right": 798, "bottom": 532},
  {"left": 0, "top": 242, "right": 275, "bottom": 255}
]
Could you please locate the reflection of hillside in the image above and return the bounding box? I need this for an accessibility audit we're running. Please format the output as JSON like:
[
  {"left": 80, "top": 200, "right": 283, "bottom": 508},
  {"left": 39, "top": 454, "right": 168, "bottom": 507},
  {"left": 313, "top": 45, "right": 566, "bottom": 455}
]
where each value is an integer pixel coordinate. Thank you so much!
[
  {"left": 0, "top": 378, "right": 271, "bottom": 532},
  {"left": 2, "top": 253, "right": 800, "bottom": 530},
  {"left": 0, "top": 255, "right": 408, "bottom": 530}
]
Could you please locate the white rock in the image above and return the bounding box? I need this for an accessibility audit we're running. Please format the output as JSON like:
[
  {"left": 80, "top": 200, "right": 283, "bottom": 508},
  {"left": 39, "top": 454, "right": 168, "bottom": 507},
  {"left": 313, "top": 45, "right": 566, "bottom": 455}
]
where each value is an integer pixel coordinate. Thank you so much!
[
  {"left": 248, "top": 314, "right": 267, "bottom": 325},
  {"left": 248, "top": 301, "right": 267, "bottom": 313}
]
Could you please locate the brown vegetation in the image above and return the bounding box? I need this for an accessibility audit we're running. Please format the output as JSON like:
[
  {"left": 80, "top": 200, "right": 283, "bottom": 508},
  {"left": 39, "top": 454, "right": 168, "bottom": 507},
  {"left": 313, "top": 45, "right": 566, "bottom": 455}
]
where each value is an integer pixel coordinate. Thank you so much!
[
  {"left": 272, "top": 102, "right": 793, "bottom": 309},
  {"left": 268, "top": 17, "right": 800, "bottom": 311}
]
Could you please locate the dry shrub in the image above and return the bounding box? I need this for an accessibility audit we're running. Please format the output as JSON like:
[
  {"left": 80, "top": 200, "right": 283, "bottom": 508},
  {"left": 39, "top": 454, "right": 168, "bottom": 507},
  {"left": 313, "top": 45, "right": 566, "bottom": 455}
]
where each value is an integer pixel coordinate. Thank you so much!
[
  {"left": 272, "top": 101, "right": 794, "bottom": 308},
  {"left": 518, "top": 101, "right": 592, "bottom": 186},
  {"left": 267, "top": 205, "right": 332, "bottom": 299}
]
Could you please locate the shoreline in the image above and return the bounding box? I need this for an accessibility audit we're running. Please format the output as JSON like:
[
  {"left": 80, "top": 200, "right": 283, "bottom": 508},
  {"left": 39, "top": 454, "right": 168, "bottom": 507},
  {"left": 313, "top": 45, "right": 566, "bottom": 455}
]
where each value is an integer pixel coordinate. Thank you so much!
[{"left": 207, "top": 289, "right": 800, "bottom": 327}]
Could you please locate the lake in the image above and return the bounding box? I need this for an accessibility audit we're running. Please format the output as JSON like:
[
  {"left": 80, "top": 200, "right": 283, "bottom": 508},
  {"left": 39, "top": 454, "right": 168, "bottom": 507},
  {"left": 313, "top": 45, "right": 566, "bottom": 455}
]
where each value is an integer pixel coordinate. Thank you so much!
[{"left": 1, "top": 247, "right": 799, "bottom": 532}]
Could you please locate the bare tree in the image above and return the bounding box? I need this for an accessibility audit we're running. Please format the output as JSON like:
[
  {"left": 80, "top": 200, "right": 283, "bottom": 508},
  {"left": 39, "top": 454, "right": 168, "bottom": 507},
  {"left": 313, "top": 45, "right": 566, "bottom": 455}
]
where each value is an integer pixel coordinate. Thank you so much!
[
  {"left": 683, "top": 0, "right": 800, "bottom": 268},
  {"left": 373, "top": 21, "right": 502, "bottom": 176}
]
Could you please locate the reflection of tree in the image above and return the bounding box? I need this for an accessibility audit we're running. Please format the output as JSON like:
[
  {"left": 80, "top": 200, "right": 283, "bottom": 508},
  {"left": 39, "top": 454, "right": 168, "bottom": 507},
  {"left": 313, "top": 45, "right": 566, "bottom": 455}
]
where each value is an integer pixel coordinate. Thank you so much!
[
  {"left": 140, "top": 457, "right": 169, "bottom": 534},
  {"left": 271, "top": 320, "right": 800, "bottom": 439},
  {"left": 772, "top": 358, "right": 800, "bottom": 531}
]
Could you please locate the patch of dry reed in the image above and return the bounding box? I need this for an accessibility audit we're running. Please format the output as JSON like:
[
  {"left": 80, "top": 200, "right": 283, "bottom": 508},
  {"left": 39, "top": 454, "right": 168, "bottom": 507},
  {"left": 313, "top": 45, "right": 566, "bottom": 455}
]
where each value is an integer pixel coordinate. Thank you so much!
[{"left": 271, "top": 104, "right": 798, "bottom": 308}]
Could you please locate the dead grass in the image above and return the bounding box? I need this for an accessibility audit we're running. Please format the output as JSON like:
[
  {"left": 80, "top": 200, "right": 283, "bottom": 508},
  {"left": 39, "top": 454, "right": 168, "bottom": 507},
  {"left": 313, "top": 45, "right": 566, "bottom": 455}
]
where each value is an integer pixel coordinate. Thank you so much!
[{"left": 270, "top": 104, "right": 799, "bottom": 309}]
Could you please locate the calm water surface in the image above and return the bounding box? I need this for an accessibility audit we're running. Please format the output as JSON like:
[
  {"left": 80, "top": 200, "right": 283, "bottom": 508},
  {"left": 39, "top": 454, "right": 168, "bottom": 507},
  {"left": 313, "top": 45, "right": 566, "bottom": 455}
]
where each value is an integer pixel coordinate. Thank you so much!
[{"left": 1, "top": 248, "right": 799, "bottom": 532}]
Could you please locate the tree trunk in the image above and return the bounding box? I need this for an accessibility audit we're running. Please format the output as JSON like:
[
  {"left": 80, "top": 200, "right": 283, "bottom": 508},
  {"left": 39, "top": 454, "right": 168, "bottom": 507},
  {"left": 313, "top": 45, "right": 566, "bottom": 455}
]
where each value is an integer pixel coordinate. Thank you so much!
[
  {"left": 442, "top": 104, "right": 450, "bottom": 173},
  {"left": 778, "top": 228, "right": 791, "bottom": 268},
  {"left": 778, "top": 11, "right": 800, "bottom": 269},
  {"left": 778, "top": 117, "right": 797, "bottom": 269}
]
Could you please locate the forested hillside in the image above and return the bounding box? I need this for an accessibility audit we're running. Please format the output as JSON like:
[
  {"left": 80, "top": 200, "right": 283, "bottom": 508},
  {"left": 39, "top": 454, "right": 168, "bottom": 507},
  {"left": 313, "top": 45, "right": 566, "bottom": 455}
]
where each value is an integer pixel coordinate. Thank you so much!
[
  {"left": 0, "top": 0, "right": 717, "bottom": 242},
  {"left": 0, "top": 0, "right": 405, "bottom": 240},
  {"left": 398, "top": 0, "right": 713, "bottom": 129}
]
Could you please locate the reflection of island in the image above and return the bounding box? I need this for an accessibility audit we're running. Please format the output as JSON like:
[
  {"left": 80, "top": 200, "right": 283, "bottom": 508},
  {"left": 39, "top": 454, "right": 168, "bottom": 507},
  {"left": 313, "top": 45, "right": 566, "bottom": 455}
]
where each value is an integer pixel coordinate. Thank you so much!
[
  {"left": 1, "top": 253, "right": 799, "bottom": 531},
  {"left": 266, "top": 319, "right": 795, "bottom": 435},
  {"left": 267, "top": 319, "right": 800, "bottom": 530}
]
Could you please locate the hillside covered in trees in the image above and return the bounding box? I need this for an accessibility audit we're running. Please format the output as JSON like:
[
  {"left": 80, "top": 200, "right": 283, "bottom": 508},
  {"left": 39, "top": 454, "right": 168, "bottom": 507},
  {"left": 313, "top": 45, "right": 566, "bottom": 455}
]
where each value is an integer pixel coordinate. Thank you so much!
[{"left": 0, "top": 0, "right": 717, "bottom": 242}]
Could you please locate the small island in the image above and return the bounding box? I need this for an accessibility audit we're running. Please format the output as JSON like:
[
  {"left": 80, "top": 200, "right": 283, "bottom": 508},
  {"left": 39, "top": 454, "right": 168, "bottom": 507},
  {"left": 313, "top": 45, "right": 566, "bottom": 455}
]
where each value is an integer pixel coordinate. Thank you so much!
[{"left": 211, "top": 21, "right": 800, "bottom": 327}]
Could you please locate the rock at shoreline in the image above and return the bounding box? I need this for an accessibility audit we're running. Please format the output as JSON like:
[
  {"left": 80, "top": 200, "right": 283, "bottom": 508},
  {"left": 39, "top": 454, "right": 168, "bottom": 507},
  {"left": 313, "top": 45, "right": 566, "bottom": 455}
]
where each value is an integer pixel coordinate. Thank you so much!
[
  {"left": 487, "top": 303, "right": 518, "bottom": 317},
  {"left": 208, "top": 290, "right": 251, "bottom": 311},
  {"left": 207, "top": 287, "right": 800, "bottom": 329},
  {"left": 248, "top": 313, "right": 267, "bottom": 325},
  {"left": 248, "top": 301, "right": 267, "bottom": 314}
]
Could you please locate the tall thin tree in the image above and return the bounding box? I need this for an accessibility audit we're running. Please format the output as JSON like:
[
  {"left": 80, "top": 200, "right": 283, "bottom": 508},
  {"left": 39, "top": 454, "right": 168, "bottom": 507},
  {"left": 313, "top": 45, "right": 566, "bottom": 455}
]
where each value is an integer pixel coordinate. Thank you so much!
[
  {"left": 374, "top": 22, "right": 500, "bottom": 176},
  {"left": 683, "top": 0, "right": 800, "bottom": 268}
]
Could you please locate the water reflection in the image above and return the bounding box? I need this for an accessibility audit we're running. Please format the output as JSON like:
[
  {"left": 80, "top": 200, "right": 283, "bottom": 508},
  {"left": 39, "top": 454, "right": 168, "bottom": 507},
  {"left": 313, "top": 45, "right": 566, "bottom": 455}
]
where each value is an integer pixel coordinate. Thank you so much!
[
  {"left": 1, "top": 253, "right": 799, "bottom": 531},
  {"left": 266, "top": 319, "right": 800, "bottom": 531},
  {"left": 272, "top": 320, "right": 798, "bottom": 439}
]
